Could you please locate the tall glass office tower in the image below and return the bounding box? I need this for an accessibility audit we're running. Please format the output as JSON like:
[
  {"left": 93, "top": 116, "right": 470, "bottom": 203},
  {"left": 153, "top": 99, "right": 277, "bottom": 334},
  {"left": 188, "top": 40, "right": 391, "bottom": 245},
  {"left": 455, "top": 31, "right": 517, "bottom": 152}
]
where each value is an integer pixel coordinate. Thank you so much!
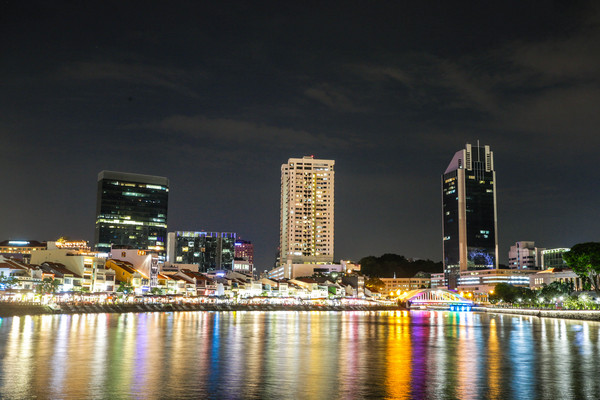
[
  {"left": 94, "top": 171, "right": 168, "bottom": 256},
  {"left": 442, "top": 143, "right": 498, "bottom": 289}
]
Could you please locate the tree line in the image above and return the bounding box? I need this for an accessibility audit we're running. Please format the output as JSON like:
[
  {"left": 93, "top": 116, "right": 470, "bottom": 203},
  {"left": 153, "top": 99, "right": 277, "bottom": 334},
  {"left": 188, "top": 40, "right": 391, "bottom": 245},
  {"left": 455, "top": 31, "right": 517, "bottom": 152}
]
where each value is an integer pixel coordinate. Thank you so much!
[{"left": 359, "top": 254, "right": 442, "bottom": 278}]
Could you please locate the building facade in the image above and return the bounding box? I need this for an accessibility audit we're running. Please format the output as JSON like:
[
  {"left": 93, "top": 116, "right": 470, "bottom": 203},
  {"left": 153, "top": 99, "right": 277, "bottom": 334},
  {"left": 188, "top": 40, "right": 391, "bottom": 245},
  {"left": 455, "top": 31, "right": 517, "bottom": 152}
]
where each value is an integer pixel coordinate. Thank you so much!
[
  {"left": 0, "top": 240, "right": 47, "bottom": 263},
  {"left": 530, "top": 268, "right": 583, "bottom": 291},
  {"left": 94, "top": 170, "right": 169, "bottom": 256},
  {"left": 380, "top": 277, "right": 431, "bottom": 293},
  {"left": 234, "top": 239, "right": 254, "bottom": 273},
  {"left": 280, "top": 156, "right": 335, "bottom": 266},
  {"left": 457, "top": 268, "right": 536, "bottom": 302},
  {"left": 30, "top": 249, "right": 112, "bottom": 292},
  {"left": 541, "top": 248, "right": 570, "bottom": 269},
  {"left": 442, "top": 143, "right": 498, "bottom": 289},
  {"left": 267, "top": 263, "right": 343, "bottom": 280},
  {"left": 508, "top": 241, "right": 544, "bottom": 269},
  {"left": 167, "top": 231, "right": 236, "bottom": 272}
]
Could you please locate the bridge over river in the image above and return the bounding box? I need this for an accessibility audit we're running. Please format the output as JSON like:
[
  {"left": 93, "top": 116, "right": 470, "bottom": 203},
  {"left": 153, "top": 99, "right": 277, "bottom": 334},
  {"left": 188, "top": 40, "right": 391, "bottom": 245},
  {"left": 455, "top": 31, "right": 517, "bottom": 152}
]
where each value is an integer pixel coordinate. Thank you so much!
[{"left": 397, "top": 289, "right": 474, "bottom": 311}]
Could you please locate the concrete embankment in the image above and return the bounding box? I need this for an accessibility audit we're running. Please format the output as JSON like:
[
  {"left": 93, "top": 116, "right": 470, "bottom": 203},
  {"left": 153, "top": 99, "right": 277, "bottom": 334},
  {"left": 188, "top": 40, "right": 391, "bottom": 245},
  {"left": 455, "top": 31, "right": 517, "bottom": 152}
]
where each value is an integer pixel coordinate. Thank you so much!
[
  {"left": 474, "top": 307, "right": 600, "bottom": 322},
  {"left": 0, "top": 303, "right": 401, "bottom": 317}
]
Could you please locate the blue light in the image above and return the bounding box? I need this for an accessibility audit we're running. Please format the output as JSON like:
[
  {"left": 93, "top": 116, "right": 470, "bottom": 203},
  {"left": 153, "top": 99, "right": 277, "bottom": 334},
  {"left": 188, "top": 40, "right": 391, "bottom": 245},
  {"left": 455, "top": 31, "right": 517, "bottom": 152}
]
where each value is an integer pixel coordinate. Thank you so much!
[{"left": 8, "top": 241, "right": 29, "bottom": 246}]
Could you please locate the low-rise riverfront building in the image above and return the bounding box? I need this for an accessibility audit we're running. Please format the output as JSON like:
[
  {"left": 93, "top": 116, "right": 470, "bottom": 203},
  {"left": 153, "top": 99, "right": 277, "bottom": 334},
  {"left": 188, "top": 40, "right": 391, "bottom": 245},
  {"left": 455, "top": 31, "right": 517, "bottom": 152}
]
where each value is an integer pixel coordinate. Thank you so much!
[
  {"left": 30, "top": 248, "right": 112, "bottom": 292},
  {"left": 0, "top": 256, "right": 42, "bottom": 291},
  {"left": 530, "top": 268, "right": 583, "bottom": 290},
  {"left": 457, "top": 269, "right": 536, "bottom": 302},
  {"left": 379, "top": 277, "right": 431, "bottom": 293}
]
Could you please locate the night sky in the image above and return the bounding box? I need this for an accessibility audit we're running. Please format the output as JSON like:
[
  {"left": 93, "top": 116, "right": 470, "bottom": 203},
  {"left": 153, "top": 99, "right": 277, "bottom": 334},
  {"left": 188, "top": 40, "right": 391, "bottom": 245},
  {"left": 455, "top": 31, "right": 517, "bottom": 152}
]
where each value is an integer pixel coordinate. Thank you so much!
[{"left": 2, "top": 1, "right": 599, "bottom": 271}]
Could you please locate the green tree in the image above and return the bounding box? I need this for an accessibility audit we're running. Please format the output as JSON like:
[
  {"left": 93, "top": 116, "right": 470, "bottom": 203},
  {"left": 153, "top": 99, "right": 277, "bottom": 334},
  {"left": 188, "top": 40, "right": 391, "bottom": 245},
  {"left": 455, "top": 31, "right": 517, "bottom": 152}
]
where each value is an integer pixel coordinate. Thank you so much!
[
  {"left": 117, "top": 281, "right": 134, "bottom": 294},
  {"left": 0, "top": 273, "right": 19, "bottom": 290},
  {"left": 150, "top": 287, "right": 164, "bottom": 295},
  {"left": 563, "top": 242, "right": 600, "bottom": 291},
  {"left": 36, "top": 278, "right": 60, "bottom": 294},
  {"left": 538, "top": 280, "right": 572, "bottom": 300},
  {"left": 365, "top": 277, "right": 385, "bottom": 293},
  {"left": 359, "top": 254, "right": 442, "bottom": 278},
  {"left": 489, "top": 283, "right": 516, "bottom": 303}
]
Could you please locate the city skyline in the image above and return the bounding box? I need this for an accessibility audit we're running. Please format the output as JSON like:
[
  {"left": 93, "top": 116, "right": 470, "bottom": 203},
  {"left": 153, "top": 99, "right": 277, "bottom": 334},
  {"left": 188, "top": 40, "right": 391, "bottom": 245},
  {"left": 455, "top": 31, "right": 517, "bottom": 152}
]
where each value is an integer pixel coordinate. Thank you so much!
[{"left": 2, "top": 2, "right": 600, "bottom": 268}]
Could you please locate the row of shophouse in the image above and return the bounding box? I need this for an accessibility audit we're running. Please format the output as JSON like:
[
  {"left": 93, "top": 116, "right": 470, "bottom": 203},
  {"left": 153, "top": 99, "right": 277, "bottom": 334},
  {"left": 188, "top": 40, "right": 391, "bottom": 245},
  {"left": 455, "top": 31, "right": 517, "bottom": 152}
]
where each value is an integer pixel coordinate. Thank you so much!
[{"left": 0, "top": 241, "right": 368, "bottom": 299}]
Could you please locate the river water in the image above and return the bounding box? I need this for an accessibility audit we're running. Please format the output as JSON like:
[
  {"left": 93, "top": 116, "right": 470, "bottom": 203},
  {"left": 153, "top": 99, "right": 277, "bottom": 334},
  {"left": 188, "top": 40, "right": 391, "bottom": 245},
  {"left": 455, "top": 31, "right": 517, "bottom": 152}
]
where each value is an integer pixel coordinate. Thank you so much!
[{"left": 1, "top": 310, "right": 599, "bottom": 399}]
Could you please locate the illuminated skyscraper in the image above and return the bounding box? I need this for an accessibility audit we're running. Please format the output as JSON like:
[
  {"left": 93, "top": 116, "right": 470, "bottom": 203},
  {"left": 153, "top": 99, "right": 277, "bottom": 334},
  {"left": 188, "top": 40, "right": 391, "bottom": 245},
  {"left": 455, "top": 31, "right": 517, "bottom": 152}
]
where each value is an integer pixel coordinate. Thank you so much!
[
  {"left": 94, "top": 171, "right": 168, "bottom": 256},
  {"left": 442, "top": 143, "right": 498, "bottom": 288},
  {"left": 280, "top": 156, "right": 334, "bottom": 266}
]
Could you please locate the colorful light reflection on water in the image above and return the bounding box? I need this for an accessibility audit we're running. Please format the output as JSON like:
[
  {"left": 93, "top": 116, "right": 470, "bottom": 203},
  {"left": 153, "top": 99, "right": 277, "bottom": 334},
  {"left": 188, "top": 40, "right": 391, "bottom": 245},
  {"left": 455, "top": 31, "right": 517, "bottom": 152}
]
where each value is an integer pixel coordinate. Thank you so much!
[{"left": 1, "top": 311, "right": 600, "bottom": 399}]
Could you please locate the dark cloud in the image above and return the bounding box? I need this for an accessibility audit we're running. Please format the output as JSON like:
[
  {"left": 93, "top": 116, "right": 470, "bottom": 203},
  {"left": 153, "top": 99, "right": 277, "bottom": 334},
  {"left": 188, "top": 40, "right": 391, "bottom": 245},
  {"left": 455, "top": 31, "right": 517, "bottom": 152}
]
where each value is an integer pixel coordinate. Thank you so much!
[{"left": 59, "top": 61, "right": 202, "bottom": 98}]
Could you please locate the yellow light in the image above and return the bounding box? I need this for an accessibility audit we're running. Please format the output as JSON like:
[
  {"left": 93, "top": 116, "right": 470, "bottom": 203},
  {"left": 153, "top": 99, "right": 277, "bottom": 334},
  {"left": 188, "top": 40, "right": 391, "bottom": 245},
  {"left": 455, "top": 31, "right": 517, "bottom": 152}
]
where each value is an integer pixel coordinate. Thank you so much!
[
  {"left": 396, "top": 289, "right": 401, "bottom": 296},
  {"left": 389, "top": 291, "right": 394, "bottom": 296},
  {"left": 490, "top": 290, "right": 494, "bottom": 294}
]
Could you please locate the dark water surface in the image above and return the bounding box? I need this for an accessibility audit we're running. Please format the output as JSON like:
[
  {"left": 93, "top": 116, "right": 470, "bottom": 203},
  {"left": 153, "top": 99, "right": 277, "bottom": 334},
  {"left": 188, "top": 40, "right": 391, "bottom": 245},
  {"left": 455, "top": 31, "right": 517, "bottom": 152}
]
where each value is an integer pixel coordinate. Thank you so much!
[{"left": 1, "top": 311, "right": 599, "bottom": 399}]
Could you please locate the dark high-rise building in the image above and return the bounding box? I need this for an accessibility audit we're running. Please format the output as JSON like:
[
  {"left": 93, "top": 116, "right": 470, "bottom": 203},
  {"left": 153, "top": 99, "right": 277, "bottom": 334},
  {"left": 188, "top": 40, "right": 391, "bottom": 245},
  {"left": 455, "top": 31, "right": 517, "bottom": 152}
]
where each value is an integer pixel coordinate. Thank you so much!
[
  {"left": 442, "top": 143, "right": 498, "bottom": 289},
  {"left": 167, "top": 231, "right": 236, "bottom": 272},
  {"left": 94, "top": 171, "right": 169, "bottom": 256}
]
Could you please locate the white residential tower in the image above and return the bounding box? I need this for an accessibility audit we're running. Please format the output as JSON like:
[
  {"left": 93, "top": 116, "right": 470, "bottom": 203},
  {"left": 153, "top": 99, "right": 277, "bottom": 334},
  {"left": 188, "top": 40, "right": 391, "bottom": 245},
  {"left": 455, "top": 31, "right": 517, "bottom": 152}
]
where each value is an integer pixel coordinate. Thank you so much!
[{"left": 279, "top": 156, "right": 335, "bottom": 266}]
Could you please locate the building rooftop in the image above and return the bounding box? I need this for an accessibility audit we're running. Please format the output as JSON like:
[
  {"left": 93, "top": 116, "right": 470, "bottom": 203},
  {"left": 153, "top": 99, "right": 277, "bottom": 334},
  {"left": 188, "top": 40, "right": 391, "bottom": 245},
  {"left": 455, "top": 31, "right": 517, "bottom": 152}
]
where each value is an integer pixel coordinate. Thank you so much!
[
  {"left": 0, "top": 240, "right": 47, "bottom": 248},
  {"left": 98, "top": 170, "right": 169, "bottom": 186},
  {"left": 0, "top": 257, "right": 30, "bottom": 270},
  {"left": 40, "top": 262, "right": 81, "bottom": 278}
]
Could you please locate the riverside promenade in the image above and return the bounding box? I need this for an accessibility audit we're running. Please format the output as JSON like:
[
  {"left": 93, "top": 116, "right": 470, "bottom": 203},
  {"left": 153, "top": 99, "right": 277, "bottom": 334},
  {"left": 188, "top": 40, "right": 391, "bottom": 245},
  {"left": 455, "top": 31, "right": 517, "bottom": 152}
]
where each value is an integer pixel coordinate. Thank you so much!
[
  {"left": 474, "top": 306, "right": 600, "bottom": 321},
  {"left": 0, "top": 302, "right": 402, "bottom": 317}
]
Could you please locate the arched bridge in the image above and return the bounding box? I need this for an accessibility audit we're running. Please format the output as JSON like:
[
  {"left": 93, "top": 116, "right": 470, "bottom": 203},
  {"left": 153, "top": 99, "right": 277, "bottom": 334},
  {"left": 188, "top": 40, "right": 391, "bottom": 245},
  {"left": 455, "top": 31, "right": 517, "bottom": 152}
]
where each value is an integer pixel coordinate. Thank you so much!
[{"left": 397, "top": 289, "right": 474, "bottom": 311}]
